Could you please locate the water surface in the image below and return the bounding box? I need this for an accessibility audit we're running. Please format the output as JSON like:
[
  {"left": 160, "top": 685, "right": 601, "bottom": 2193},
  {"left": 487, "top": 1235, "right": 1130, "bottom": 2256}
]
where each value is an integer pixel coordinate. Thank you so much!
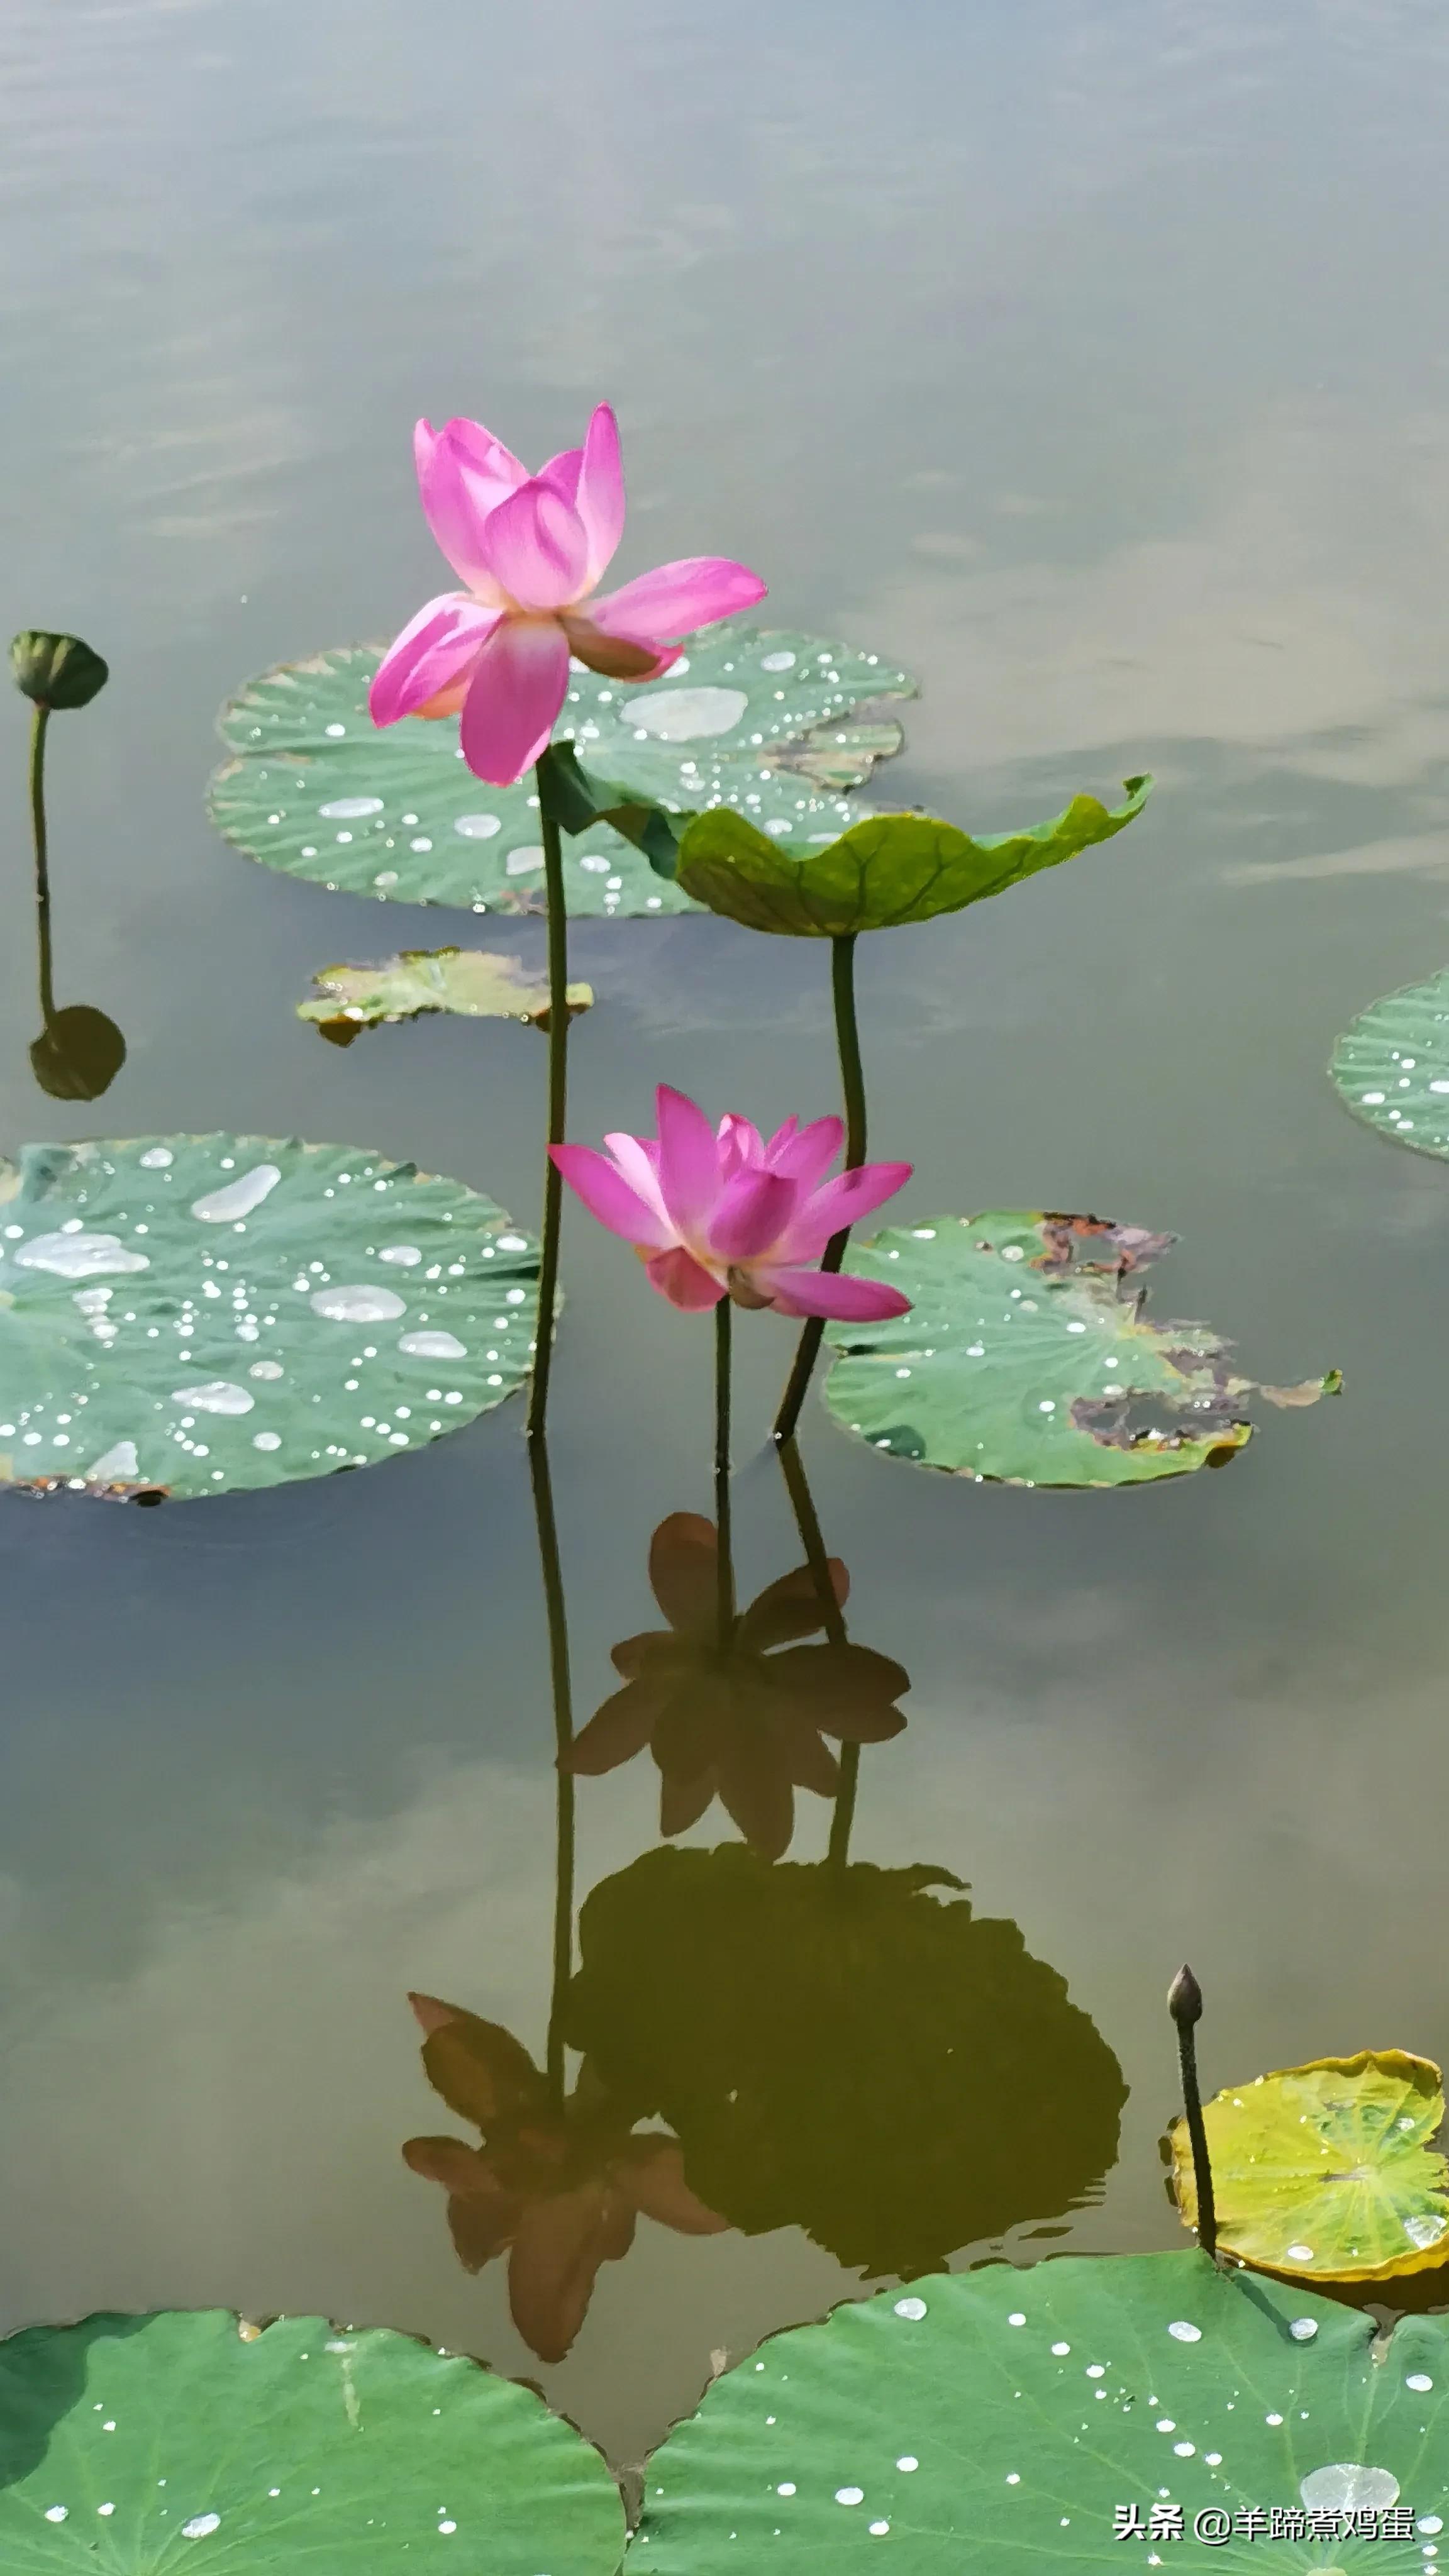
[{"left": 3, "top": 0, "right": 1449, "bottom": 2471}]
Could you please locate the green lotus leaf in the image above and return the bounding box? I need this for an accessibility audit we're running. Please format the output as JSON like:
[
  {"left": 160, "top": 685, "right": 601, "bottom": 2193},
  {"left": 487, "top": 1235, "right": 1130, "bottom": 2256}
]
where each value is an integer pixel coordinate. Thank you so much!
[
  {"left": 207, "top": 626, "right": 915, "bottom": 914},
  {"left": 0, "top": 2306, "right": 624, "bottom": 2571},
  {"left": 1330, "top": 967, "right": 1449, "bottom": 1158},
  {"left": 299, "top": 948, "right": 593, "bottom": 1045},
  {"left": 565, "top": 1846, "right": 1126, "bottom": 2279},
  {"left": 628, "top": 2249, "right": 1449, "bottom": 2567},
  {"left": 673, "top": 774, "right": 1152, "bottom": 936},
  {"left": 0, "top": 1132, "right": 544, "bottom": 1500},
  {"left": 1170, "top": 2050, "right": 1449, "bottom": 2285},
  {"left": 823, "top": 1210, "right": 1340, "bottom": 1486}
]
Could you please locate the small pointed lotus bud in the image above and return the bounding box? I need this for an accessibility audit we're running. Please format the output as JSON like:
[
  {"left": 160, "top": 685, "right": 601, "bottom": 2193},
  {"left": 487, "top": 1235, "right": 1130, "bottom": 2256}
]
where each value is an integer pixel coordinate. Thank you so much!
[
  {"left": 1168, "top": 1963, "right": 1203, "bottom": 2027},
  {"left": 10, "top": 631, "right": 108, "bottom": 709}
]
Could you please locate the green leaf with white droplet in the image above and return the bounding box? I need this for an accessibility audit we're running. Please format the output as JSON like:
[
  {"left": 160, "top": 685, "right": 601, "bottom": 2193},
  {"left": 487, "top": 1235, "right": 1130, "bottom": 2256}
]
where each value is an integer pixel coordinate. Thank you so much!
[
  {"left": 673, "top": 775, "right": 1152, "bottom": 935},
  {"left": 628, "top": 2248, "right": 1449, "bottom": 2568},
  {"left": 1330, "top": 967, "right": 1449, "bottom": 1158},
  {"left": 0, "top": 2307, "right": 624, "bottom": 2572},
  {"left": 564, "top": 1845, "right": 1126, "bottom": 2279},
  {"left": 1171, "top": 2050, "right": 1449, "bottom": 2285},
  {"left": 822, "top": 1211, "right": 1340, "bottom": 1486},
  {"left": 207, "top": 627, "right": 915, "bottom": 914},
  {"left": 0, "top": 1133, "right": 546, "bottom": 1501},
  {"left": 299, "top": 948, "right": 593, "bottom": 1045}
]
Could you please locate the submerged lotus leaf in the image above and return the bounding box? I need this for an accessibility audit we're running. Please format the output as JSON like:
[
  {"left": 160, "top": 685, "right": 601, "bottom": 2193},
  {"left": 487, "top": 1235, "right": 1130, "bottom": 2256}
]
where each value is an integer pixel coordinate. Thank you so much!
[
  {"left": 629, "top": 2248, "right": 1449, "bottom": 2567},
  {"left": 299, "top": 948, "right": 593, "bottom": 1045},
  {"left": 1330, "top": 967, "right": 1449, "bottom": 1158},
  {"left": 207, "top": 626, "right": 914, "bottom": 914},
  {"left": 0, "top": 1133, "right": 543, "bottom": 1500},
  {"left": 564, "top": 1845, "right": 1126, "bottom": 2277},
  {"left": 1171, "top": 2050, "right": 1449, "bottom": 2284},
  {"left": 823, "top": 1211, "right": 1340, "bottom": 1486},
  {"left": 673, "top": 774, "right": 1152, "bottom": 935},
  {"left": 0, "top": 2306, "right": 624, "bottom": 2571}
]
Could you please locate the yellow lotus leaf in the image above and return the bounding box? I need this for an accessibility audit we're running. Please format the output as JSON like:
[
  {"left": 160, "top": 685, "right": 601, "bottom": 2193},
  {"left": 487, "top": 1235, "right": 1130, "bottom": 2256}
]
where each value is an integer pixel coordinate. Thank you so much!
[{"left": 1171, "top": 2048, "right": 1449, "bottom": 2284}]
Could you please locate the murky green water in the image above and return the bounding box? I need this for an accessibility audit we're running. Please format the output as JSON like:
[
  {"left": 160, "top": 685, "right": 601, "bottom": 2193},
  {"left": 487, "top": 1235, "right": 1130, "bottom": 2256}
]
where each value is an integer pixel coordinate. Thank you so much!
[{"left": 5, "top": 0, "right": 1449, "bottom": 2477}]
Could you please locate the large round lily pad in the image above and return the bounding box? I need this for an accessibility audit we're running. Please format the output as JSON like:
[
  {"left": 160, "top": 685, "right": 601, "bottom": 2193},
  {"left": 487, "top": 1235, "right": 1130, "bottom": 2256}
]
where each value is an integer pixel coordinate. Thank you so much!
[
  {"left": 1171, "top": 2051, "right": 1449, "bottom": 2285},
  {"left": 0, "top": 2306, "right": 625, "bottom": 2571},
  {"left": 208, "top": 626, "right": 915, "bottom": 914},
  {"left": 823, "top": 1211, "right": 1339, "bottom": 1487},
  {"left": 673, "top": 776, "right": 1151, "bottom": 935},
  {"left": 0, "top": 1133, "right": 541, "bottom": 1499},
  {"left": 1330, "top": 967, "right": 1449, "bottom": 1158},
  {"left": 630, "top": 2249, "right": 1449, "bottom": 2567},
  {"left": 565, "top": 1845, "right": 1126, "bottom": 2278}
]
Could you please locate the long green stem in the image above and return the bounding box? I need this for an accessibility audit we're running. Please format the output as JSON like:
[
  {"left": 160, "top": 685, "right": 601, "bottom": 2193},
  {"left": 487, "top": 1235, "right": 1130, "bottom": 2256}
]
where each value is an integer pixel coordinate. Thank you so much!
[
  {"left": 772, "top": 931, "right": 866, "bottom": 1443},
  {"left": 525, "top": 773, "right": 570, "bottom": 1443},
  {"left": 778, "top": 1436, "right": 860, "bottom": 1865},
  {"left": 530, "top": 1434, "right": 576, "bottom": 2107},
  {"left": 715, "top": 1297, "right": 735, "bottom": 1648},
  {"left": 29, "top": 704, "right": 55, "bottom": 1026}
]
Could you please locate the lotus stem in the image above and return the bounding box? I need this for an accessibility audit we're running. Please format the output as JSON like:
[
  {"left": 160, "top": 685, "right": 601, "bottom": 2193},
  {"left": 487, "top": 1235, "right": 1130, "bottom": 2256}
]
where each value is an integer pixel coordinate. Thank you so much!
[
  {"left": 1169, "top": 1962, "right": 1218, "bottom": 2260},
  {"left": 29, "top": 703, "right": 55, "bottom": 1027},
  {"left": 525, "top": 769, "right": 570, "bottom": 1443},
  {"left": 772, "top": 930, "right": 866, "bottom": 1443},
  {"left": 530, "top": 1433, "right": 575, "bottom": 2108},
  {"left": 715, "top": 1296, "right": 735, "bottom": 1649},
  {"left": 778, "top": 1435, "right": 860, "bottom": 1864}
]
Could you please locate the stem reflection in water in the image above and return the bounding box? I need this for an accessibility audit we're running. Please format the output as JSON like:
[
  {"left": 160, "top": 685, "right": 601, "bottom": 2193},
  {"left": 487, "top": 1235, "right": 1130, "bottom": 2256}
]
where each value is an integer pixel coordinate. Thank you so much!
[
  {"left": 21, "top": 688, "right": 126, "bottom": 1101},
  {"left": 776, "top": 1436, "right": 862, "bottom": 1867},
  {"left": 527, "top": 1435, "right": 575, "bottom": 2108}
]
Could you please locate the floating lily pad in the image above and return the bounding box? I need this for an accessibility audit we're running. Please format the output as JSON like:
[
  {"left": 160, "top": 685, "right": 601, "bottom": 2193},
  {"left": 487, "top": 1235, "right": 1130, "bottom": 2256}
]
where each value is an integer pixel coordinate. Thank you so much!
[
  {"left": 1170, "top": 2051, "right": 1449, "bottom": 2285},
  {"left": 1330, "top": 967, "right": 1449, "bottom": 1158},
  {"left": 0, "top": 1133, "right": 543, "bottom": 1500},
  {"left": 565, "top": 1846, "right": 1126, "bottom": 2277},
  {"left": 299, "top": 948, "right": 593, "bottom": 1046},
  {"left": 208, "top": 627, "right": 915, "bottom": 914},
  {"left": 629, "top": 2249, "right": 1449, "bottom": 2567},
  {"left": 673, "top": 776, "right": 1152, "bottom": 935},
  {"left": 0, "top": 2306, "right": 624, "bottom": 2571},
  {"left": 823, "top": 1211, "right": 1339, "bottom": 1486}
]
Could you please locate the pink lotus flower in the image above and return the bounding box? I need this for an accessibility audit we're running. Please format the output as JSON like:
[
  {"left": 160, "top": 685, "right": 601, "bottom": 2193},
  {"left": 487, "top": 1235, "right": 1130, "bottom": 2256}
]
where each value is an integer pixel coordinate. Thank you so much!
[
  {"left": 369, "top": 404, "right": 767, "bottom": 787},
  {"left": 551, "top": 1084, "right": 914, "bottom": 1320}
]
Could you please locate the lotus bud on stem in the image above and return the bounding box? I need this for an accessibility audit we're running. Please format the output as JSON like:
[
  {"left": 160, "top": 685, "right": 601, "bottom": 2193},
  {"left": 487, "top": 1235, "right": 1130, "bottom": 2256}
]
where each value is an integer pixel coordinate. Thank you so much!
[{"left": 1169, "top": 1962, "right": 1218, "bottom": 2262}]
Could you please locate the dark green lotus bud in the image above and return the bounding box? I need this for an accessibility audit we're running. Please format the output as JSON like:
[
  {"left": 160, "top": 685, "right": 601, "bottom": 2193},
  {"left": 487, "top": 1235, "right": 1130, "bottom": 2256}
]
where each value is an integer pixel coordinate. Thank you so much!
[
  {"left": 10, "top": 631, "right": 108, "bottom": 710},
  {"left": 1168, "top": 1963, "right": 1202, "bottom": 2028}
]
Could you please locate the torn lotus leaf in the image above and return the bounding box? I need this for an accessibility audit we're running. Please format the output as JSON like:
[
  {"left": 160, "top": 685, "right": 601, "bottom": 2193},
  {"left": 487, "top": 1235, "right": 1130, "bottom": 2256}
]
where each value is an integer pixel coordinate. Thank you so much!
[
  {"left": 299, "top": 948, "right": 593, "bottom": 1045},
  {"left": 822, "top": 1211, "right": 1340, "bottom": 1486}
]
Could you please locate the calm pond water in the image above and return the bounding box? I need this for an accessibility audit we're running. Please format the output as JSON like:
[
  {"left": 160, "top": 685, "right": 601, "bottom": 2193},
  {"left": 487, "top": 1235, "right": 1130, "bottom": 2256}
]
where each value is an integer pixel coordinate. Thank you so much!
[{"left": 6, "top": 0, "right": 1449, "bottom": 2479}]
